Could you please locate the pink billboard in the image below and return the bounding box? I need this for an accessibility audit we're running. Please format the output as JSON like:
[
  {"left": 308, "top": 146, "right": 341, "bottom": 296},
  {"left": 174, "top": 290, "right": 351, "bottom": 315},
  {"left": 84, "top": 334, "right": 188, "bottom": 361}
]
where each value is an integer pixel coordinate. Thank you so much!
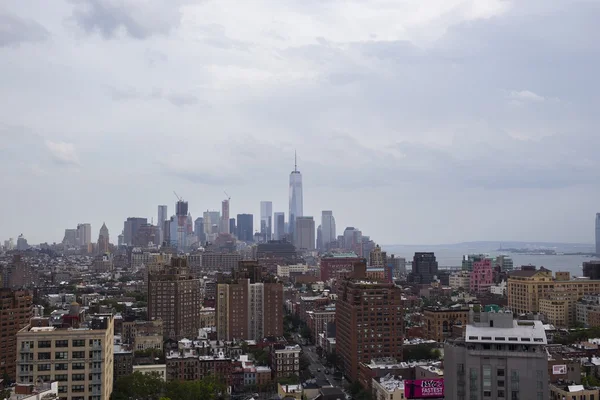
[{"left": 405, "top": 378, "right": 445, "bottom": 399}]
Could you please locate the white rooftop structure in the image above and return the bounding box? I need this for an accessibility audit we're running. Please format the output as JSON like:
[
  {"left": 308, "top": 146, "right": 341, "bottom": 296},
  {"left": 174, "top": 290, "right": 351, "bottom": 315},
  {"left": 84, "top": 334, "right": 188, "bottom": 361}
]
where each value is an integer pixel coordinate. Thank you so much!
[
  {"left": 466, "top": 319, "right": 547, "bottom": 345},
  {"left": 378, "top": 374, "right": 405, "bottom": 392}
]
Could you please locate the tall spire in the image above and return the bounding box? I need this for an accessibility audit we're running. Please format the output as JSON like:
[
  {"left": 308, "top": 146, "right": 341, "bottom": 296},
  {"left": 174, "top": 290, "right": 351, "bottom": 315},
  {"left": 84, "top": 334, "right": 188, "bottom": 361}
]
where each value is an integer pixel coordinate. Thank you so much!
[{"left": 294, "top": 150, "right": 297, "bottom": 172}]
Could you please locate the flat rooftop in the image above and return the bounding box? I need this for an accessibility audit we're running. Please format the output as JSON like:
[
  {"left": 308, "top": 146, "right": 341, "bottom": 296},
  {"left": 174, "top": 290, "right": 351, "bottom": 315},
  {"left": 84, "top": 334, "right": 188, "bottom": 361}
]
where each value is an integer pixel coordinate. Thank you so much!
[{"left": 466, "top": 320, "right": 547, "bottom": 344}]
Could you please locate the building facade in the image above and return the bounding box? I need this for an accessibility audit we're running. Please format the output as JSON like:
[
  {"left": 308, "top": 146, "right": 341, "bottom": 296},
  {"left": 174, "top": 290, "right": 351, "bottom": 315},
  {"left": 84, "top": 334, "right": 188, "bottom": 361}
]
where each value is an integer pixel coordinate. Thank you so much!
[
  {"left": 148, "top": 257, "right": 201, "bottom": 340},
  {"left": 0, "top": 289, "right": 33, "bottom": 381},
  {"left": 444, "top": 310, "right": 549, "bottom": 400},
  {"left": 274, "top": 212, "right": 285, "bottom": 240},
  {"left": 294, "top": 216, "right": 315, "bottom": 251},
  {"left": 423, "top": 306, "right": 469, "bottom": 342},
  {"left": 410, "top": 253, "right": 439, "bottom": 284},
  {"left": 470, "top": 259, "right": 493, "bottom": 294},
  {"left": 321, "top": 211, "right": 336, "bottom": 250},
  {"left": 236, "top": 214, "right": 254, "bottom": 242},
  {"left": 449, "top": 271, "right": 471, "bottom": 290},
  {"left": 288, "top": 155, "right": 303, "bottom": 241}
]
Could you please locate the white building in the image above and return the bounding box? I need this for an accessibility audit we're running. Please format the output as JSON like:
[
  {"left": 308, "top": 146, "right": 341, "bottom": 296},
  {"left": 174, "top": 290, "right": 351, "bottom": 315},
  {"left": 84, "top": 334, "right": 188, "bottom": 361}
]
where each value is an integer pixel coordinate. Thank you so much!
[
  {"left": 276, "top": 264, "right": 309, "bottom": 277},
  {"left": 490, "top": 280, "right": 507, "bottom": 296},
  {"left": 133, "top": 364, "right": 167, "bottom": 381},
  {"left": 372, "top": 374, "right": 405, "bottom": 400},
  {"left": 321, "top": 211, "right": 336, "bottom": 249},
  {"left": 449, "top": 271, "right": 470, "bottom": 290}
]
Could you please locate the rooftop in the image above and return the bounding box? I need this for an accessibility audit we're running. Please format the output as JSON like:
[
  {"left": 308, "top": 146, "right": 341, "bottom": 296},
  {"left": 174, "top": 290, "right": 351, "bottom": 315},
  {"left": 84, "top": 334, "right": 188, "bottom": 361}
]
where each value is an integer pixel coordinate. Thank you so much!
[
  {"left": 466, "top": 319, "right": 547, "bottom": 344},
  {"left": 377, "top": 374, "right": 405, "bottom": 392}
]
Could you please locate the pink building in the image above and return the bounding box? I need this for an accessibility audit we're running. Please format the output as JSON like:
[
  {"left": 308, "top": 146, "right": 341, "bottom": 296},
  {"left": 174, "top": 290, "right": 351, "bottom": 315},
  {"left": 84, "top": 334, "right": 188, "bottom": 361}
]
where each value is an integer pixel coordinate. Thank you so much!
[{"left": 470, "top": 259, "right": 493, "bottom": 294}]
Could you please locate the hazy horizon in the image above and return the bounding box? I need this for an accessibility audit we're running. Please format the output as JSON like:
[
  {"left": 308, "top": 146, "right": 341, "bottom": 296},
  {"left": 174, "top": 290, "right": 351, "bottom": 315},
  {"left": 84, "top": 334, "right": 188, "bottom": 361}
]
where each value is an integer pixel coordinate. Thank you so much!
[{"left": 2, "top": 1, "right": 599, "bottom": 245}]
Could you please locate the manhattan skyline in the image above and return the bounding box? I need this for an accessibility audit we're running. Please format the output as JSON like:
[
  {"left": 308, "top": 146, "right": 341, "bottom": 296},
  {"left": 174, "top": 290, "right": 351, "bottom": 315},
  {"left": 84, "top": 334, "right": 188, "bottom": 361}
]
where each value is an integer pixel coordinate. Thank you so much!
[{"left": 1, "top": 1, "right": 599, "bottom": 245}]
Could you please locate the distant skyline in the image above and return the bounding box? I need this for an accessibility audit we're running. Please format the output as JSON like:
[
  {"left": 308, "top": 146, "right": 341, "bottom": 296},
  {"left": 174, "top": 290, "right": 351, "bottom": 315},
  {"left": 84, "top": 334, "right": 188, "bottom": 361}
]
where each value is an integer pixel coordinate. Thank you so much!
[{"left": 1, "top": 1, "right": 599, "bottom": 245}]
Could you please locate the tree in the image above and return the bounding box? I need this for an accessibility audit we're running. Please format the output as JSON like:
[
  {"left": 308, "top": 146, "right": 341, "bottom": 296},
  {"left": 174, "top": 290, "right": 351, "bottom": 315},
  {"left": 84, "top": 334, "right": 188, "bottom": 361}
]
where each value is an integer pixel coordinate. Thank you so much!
[
  {"left": 111, "top": 372, "right": 165, "bottom": 400},
  {"left": 277, "top": 375, "right": 300, "bottom": 385},
  {"left": 165, "top": 377, "right": 226, "bottom": 400},
  {"left": 299, "top": 352, "right": 311, "bottom": 370}
]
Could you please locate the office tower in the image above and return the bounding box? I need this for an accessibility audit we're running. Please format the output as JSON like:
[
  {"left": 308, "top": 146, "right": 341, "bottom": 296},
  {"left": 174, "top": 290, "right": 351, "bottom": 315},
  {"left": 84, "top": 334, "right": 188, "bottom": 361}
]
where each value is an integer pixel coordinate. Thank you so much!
[
  {"left": 229, "top": 218, "right": 236, "bottom": 236},
  {"left": 294, "top": 216, "right": 315, "bottom": 251},
  {"left": 444, "top": 309, "right": 549, "bottom": 400},
  {"left": 76, "top": 223, "right": 92, "bottom": 247},
  {"left": 260, "top": 201, "right": 273, "bottom": 241},
  {"left": 123, "top": 217, "right": 147, "bottom": 246},
  {"left": 288, "top": 152, "right": 303, "bottom": 241},
  {"left": 316, "top": 225, "right": 323, "bottom": 251},
  {"left": 158, "top": 205, "right": 168, "bottom": 244},
  {"left": 236, "top": 214, "right": 254, "bottom": 242},
  {"left": 470, "top": 259, "right": 493, "bottom": 293},
  {"left": 148, "top": 257, "right": 201, "bottom": 340},
  {"left": 221, "top": 199, "right": 230, "bottom": 234},
  {"left": 134, "top": 224, "right": 160, "bottom": 246},
  {"left": 583, "top": 261, "right": 600, "bottom": 280},
  {"left": 274, "top": 212, "right": 285, "bottom": 240},
  {"left": 175, "top": 199, "right": 188, "bottom": 250},
  {"left": 16, "top": 311, "right": 114, "bottom": 400},
  {"left": 203, "top": 210, "right": 221, "bottom": 236},
  {"left": 495, "top": 255, "right": 514, "bottom": 271},
  {"left": 215, "top": 261, "right": 283, "bottom": 341},
  {"left": 462, "top": 254, "right": 490, "bottom": 271},
  {"left": 168, "top": 216, "right": 178, "bottom": 247},
  {"left": 321, "top": 211, "right": 336, "bottom": 249},
  {"left": 62, "top": 229, "right": 77, "bottom": 247},
  {"left": 16, "top": 234, "right": 29, "bottom": 251},
  {"left": 117, "top": 232, "right": 124, "bottom": 247},
  {"left": 97, "top": 222, "right": 109, "bottom": 253},
  {"left": 336, "top": 260, "right": 404, "bottom": 381},
  {"left": 410, "top": 252, "right": 439, "bottom": 284},
  {"left": 388, "top": 255, "right": 406, "bottom": 280},
  {"left": 186, "top": 212, "right": 193, "bottom": 235},
  {"left": 194, "top": 217, "right": 206, "bottom": 244},
  {"left": 596, "top": 213, "right": 600, "bottom": 255},
  {"left": 343, "top": 227, "right": 363, "bottom": 254},
  {"left": 0, "top": 289, "right": 33, "bottom": 381}
]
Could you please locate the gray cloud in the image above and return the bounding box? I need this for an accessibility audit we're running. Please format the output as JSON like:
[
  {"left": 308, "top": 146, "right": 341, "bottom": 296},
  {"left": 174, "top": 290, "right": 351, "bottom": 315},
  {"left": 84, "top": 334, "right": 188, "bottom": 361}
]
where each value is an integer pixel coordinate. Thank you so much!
[
  {"left": 106, "top": 86, "right": 199, "bottom": 107},
  {"left": 0, "top": 13, "right": 49, "bottom": 47},
  {"left": 68, "top": 0, "right": 183, "bottom": 39}
]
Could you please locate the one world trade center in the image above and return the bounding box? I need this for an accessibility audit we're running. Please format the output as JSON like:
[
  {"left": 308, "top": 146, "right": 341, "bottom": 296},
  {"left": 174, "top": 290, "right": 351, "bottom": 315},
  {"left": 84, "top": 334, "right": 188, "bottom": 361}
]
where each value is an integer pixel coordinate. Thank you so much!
[{"left": 289, "top": 152, "right": 303, "bottom": 241}]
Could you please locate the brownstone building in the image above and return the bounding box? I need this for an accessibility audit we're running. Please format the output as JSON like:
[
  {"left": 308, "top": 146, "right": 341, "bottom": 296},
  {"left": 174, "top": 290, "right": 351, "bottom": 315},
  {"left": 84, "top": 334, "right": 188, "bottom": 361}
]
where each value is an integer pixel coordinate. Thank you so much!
[
  {"left": 148, "top": 257, "right": 201, "bottom": 340},
  {"left": 336, "top": 260, "right": 404, "bottom": 381},
  {"left": 216, "top": 261, "right": 283, "bottom": 341},
  {"left": 0, "top": 289, "right": 33, "bottom": 381},
  {"left": 423, "top": 306, "right": 469, "bottom": 342}
]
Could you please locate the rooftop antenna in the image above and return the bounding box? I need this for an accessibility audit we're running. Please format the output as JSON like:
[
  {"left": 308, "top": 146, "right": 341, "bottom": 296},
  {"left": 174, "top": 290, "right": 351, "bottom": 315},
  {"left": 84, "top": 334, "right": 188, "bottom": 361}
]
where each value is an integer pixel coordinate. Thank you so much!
[{"left": 294, "top": 150, "right": 297, "bottom": 172}]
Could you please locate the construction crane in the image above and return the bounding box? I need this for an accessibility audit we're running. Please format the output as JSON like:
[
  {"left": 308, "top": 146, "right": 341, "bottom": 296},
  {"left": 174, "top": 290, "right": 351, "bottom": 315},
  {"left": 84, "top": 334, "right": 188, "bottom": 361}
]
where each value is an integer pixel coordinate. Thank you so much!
[
  {"left": 223, "top": 190, "right": 231, "bottom": 201},
  {"left": 173, "top": 191, "right": 182, "bottom": 201}
]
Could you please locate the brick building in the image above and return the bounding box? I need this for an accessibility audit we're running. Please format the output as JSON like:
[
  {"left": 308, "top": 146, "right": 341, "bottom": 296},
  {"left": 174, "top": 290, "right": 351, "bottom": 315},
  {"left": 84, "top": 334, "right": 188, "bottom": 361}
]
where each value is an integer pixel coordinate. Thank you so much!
[{"left": 0, "top": 289, "right": 33, "bottom": 381}]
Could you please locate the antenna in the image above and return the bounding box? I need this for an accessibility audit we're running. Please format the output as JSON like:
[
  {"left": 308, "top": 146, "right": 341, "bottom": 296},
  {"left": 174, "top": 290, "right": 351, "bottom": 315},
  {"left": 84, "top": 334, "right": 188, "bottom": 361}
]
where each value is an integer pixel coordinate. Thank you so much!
[{"left": 294, "top": 150, "right": 297, "bottom": 172}]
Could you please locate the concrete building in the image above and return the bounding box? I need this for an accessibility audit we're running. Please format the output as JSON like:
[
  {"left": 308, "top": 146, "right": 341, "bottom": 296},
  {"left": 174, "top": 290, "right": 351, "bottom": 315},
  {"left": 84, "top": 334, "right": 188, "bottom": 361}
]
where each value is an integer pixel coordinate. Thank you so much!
[
  {"left": 288, "top": 153, "right": 303, "bottom": 242},
  {"left": 274, "top": 212, "right": 285, "bottom": 240},
  {"left": 76, "top": 223, "right": 92, "bottom": 247},
  {"left": 495, "top": 255, "right": 514, "bottom": 271},
  {"left": 596, "top": 213, "right": 600, "bottom": 255},
  {"left": 132, "top": 364, "right": 167, "bottom": 381},
  {"left": 583, "top": 261, "right": 600, "bottom": 280},
  {"left": 369, "top": 245, "right": 387, "bottom": 268},
  {"left": 550, "top": 383, "right": 599, "bottom": 400},
  {"left": 444, "top": 309, "right": 549, "bottom": 400},
  {"left": 123, "top": 217, "right": 147, "bottom": 246},
  {"left": 462, "top": 254, "right": 490, "bottom": 271},
  {"left": 276, "top": 263, "right": 308, "bottom": 278},
  {"left": 490, "top": 281, "right": 507, "bottom": 296},
  {"left": 319, "top": 253, "right": 363, "bottom": 281},
  {"left": 449, "top": 271, "right": 471, "bottom": 291},
  {"left": 470, "top": 259, "right": 493, "bottom": 294},
  {"left": 321, "top": 211, "right": 336, "bottom": 250},
  {"left": 388, "top": 255, "right": 406, "bottom": 280},
  {"left": 157, "top": 205, "right": 168, "bottom": 244},
  {"left": 576, "top": 294, "right": 600, "bottom": 327},
  {"left": 62, "top": 229, "right": 77, "bottom": 247},
  {"left": 16, "top": 313, "right": 114, "bottom": 400},
  {"left": 148, "top": 257, "right": 201, "bottom": 340},
  {"left": 372, "top": 375, "right": 405, "bottom": 400},
  {"left": 0, "top": 289, "right": 33, "bottom": 381},
  {"left": 423, "top": 306, "right": 469, "bottom": 342},
  {"left": 294, "top": 216, "right": 315, "bottom": 251},
  {"left": 97, "top": 223, "right": 109, "bottom": 253},
  {"left": 5, "top": 381, "right": 59, "bottom": 400},
  {"left": 336, "top": 261, "right": 404, "bottom": 381}
]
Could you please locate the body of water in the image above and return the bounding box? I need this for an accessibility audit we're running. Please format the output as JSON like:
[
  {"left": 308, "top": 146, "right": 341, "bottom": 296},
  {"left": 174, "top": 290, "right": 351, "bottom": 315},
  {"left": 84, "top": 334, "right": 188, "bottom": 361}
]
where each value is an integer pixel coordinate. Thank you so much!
[{"left": 383, "top": 245, "right": 599, "bottom": 277}]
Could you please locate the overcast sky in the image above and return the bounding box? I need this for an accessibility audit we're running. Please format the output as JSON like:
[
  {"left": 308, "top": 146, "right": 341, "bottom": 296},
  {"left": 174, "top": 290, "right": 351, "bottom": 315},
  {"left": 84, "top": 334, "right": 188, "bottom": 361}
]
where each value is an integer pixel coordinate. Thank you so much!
[{"left": 1, "top": 0, "right": 599, "bottom": 246}]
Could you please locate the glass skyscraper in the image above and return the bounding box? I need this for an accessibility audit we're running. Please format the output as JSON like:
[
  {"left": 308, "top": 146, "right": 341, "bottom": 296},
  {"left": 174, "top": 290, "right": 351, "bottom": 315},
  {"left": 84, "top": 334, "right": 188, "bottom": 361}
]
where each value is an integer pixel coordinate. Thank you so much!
[{"left": 289, "top": 153, "right": 303, "bottom": 241}]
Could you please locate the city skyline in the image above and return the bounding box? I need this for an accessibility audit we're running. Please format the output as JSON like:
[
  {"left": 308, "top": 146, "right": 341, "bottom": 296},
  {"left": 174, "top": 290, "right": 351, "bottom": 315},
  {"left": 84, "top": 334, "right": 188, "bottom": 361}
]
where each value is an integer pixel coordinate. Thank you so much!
[{"left": 2, "top": 1, "right": 599, "bottom": 245}]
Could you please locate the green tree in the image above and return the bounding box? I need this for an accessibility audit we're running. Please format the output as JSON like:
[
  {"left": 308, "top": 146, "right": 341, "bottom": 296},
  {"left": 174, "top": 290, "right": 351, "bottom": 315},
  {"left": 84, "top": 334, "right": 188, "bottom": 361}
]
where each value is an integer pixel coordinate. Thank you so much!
[
  {"left": 277, "top": 375, "right": 300, "bottom": 385},
  {"left": 165, "top": 376, "right": 226, "bottom": 400},
  {"left": 111, "top": 372, "right": 165, "bottom": 400},
  {"left": 299, "top": 352, "right": 311, "bottom": 371}
]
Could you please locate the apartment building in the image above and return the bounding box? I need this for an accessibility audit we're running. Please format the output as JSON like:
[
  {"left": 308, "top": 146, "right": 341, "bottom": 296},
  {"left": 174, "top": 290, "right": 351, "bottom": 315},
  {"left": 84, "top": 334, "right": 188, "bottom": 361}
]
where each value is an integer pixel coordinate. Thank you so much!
[
  {"left": 271, "top": 344, "right": 301, "bottom": 379},
  {"left": 16, "top": 314, "right": 114, "bottom": 400},
  {"left": 508, "top": 269, "right": 600, "bottom": 325},
  {"left": 0, "top": 289, "right": 33, "bottom": 381},
  {"left": 449, "top": 271, "right": 471, "bottom": 291}
]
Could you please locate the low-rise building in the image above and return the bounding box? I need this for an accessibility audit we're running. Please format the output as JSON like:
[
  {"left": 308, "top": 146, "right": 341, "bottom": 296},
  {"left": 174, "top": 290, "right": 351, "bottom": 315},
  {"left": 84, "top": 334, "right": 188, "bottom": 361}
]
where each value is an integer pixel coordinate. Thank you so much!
[
  {"left": 199, "top": 307, "right": 215, "bottom": 328},
  {"left": 6, "top": 382, "right": 59, "bottom": 400},
  {"left": 276, "top": 263, "right": 308, "bottom": 278},
  {"left": 449, "top": 271, "right": 470, "bottom": 291},
  {"left": 372, "top": 374, "right": 405, "bottom": 400},
  {"left": 423, "top": 306, "right": 469, "bottom": 342},
  {"left": 277, "top": 383, "right": 303, "bottom": 399},
  {"left": 271, "top": 344, "right": 301, "bottom": 379},
  {"left": 490, "top": 281, "right": 507, "bottom": 296},
  {"left": 550, "top": 383, "right": 599, "bottom": 400},
  {"left": 132, "top": 364, "right": 167, "bottom": 381}
]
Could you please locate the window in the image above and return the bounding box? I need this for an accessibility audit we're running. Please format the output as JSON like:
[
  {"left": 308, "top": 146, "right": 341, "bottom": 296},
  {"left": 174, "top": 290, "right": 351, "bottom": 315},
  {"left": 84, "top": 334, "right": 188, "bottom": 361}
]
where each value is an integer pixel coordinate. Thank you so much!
[
  {"left": 55, "top": 363, "right": 68, "bottom": 371},
  {"left": 483, "top": 391, "right": 492, "bottom": 397},
  {"left": 55, "top": 340, "right": 68, "bottom": 348},
  {"left": 72, "top": 374, "right": 85, "bottom": 381},
  {"left": 55, "top": 352, "right": 68, "bottom": 360},
  {"left": 536, "top": 393, "right": 543, "bottom": 400},
  {"left": 38, "top": 341, "right": 51, "bottom": 348},
  {"left": 72, "top": 385, "right": 85, "bottom": 392},
  {"left": 58, "top": 386, "right": 67, "bottom": 394},
  {"left": 54, "top": 374, "right": 68, "bottom": 381},
  {"left": 38, "top": 364, "right": 51, "bottom": 371},
  {"left": 72, "top": 339, "right": 85, "bottom": 347},
  {"left": 498, "top": 390, "right": 505, "bottom": 398},
  {"left": 483, "top": 366, "right": 492, "bottom": 388},
  {"left": 72, "top": 362, "right": 85, "bottom": 370},
  {"left": 73, "top": 351, "right": 85, "bottom": 359},
  {"left": 498, "top": 369, "right": 505, "bottom": 377},
  {"left": 498, "top": 380, "right": 505, "bottom": 387},
  {"left": 38, "top": 352, "right": 51, "bottom": 360}
]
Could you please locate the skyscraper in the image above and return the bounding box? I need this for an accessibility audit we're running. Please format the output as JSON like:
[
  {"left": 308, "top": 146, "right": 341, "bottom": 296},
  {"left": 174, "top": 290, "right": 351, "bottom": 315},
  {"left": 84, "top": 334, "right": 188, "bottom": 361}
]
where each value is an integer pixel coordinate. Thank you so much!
[
  {"left": 221, "top": 199, "right": 230, "bottom": 234},
  {"left": 158, "top": 205, "right": 168, "bottom": 244},
  {"left": 294, "top": 216, "right": 315, "bottom": 251},
  {"left": 229, "top": 218, "right": 236, "bottom": 236},
  {"left": 316, "top": 225, "right": 322, "bottom": 251},
  {"left": 596, "top": 213, "right": 600, "bottom": 255},
  {"left": 1, "top": 289, "right": 33, "bottom": 381},
  {"left": 321, "top": 210, "right": 336, "bottom": 249},
  {"left": 260, "top": 201, "right": 273, "bottom": 241},
  {"left": 203, "top": 210, "right": 221, "bottom": 236},
  {"left": 176, "top": 199, "right": 188, "bottom": 250},
  {"left": 237, "top": 214, "right": 254, "bottom": 242},
  {"left": 410, "top": 252, "right": 439, "bottom": 284},
  {"left": 194, "top": 217, "right": 205, "bottom": 244},
  {"left": 76, "top": 223, "right": 92, "bottom": 247},
  {"left": 97, "top": 222, "right": 109, "bottom": 253},
  {"left": 123, "top": 217, "right": 147, "bottom": 246},
  {"left": 288, "top": 152, "right": 303, "bottom": 241},
  {"left": 274, "top": 212, "right": 285, "bottom": 240}
]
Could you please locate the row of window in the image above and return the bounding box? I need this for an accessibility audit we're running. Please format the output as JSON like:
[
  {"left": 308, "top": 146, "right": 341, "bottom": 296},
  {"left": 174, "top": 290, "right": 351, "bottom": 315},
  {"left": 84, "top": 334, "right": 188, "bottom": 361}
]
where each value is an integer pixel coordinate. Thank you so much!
[
  {"left": 24, "top": 339, "right": 102, "bottom": 349},
  {"left": 38, "top": 351, "right": 101, "bottom": 360}
]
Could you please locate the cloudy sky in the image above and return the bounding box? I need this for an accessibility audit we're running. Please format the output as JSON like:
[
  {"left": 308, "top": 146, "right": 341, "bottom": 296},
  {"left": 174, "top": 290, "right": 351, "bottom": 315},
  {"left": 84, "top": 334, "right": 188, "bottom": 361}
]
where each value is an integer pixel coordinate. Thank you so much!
[{"left": 1, "top": 0, "right": 599, "bottom": 246}]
